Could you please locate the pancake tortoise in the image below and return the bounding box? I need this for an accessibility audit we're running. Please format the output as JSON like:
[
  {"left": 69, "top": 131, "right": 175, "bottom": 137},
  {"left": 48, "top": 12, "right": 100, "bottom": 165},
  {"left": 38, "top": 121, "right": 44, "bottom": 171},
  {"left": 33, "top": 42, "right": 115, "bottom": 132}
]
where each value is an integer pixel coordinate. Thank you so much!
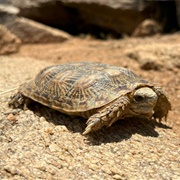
[{"left": 9, "top": 62, "right": 171, "bottom": 134}]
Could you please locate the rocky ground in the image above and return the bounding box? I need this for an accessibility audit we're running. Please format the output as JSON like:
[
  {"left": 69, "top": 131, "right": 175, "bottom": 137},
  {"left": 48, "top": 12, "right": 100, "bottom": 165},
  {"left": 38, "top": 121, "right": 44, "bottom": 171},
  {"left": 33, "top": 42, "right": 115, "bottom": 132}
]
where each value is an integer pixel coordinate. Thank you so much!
[{"left": 0, "top": 34, "right": 180, "bottom": 179}]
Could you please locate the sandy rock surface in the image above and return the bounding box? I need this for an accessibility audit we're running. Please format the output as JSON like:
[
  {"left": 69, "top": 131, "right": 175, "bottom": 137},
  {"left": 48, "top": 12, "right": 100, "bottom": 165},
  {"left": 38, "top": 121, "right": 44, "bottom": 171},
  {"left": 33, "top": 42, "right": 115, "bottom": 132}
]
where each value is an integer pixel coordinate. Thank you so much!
[{"left": 0, "top": 34, "right": 180, "bottom": 179}]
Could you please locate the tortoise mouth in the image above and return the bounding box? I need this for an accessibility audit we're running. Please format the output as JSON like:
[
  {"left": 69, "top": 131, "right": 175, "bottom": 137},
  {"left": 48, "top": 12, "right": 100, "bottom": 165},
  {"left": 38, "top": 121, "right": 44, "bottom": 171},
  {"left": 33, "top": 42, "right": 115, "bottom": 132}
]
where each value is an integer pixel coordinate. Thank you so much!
[{"left": 129, "top": 108, "right": 154, "bottom": 119}]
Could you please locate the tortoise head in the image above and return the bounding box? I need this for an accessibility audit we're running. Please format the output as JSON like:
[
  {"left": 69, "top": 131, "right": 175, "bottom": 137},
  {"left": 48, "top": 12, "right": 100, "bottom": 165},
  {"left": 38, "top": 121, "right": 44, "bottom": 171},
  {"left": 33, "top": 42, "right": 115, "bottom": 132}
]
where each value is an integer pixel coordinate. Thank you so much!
[{"left": 126, "top": 87, "right": 158, "bottom": 118}]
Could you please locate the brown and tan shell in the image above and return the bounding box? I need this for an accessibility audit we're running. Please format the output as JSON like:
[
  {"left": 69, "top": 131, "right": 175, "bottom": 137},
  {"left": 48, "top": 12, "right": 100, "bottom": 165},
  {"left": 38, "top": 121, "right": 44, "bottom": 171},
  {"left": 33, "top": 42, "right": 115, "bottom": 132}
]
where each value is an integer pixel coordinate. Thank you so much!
[{"left": 18, "top": 62, "right": 153, "bottom": 114}]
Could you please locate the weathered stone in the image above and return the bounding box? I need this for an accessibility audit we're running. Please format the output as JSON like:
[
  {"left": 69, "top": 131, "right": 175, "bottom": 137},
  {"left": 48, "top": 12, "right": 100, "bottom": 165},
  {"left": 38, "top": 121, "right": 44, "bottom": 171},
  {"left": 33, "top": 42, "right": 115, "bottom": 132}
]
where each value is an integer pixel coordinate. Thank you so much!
[
  {"left": 132, "top": 19, "right": 162, "bottom": 37},
  {"left": 8, "top": 0, "right": 154, "bottom": 36},
  {"left": 0, "top": 4, "right": 19, "bottom": 13},
  {"left": 0, "top": 25, "right": 21, "bottom": 55},
  {"left": 5, "top": 17, "right": 71, "bottom": 43},
  {"left": 8, "top": 0, "right": 179, "bottom": 37},
  {"left": 140, "top": 60, "right": 162, "bottom": 71},
  {"left": 0, "top": 4, "right": 71, "bottom": 43}
]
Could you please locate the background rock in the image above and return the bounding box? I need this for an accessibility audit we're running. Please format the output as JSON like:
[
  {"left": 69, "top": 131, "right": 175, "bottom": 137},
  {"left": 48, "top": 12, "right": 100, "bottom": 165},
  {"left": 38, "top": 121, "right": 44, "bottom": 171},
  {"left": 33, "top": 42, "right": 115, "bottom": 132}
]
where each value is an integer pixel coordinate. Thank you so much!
[
  {"left": 0, "top": 4, "right": 71, "bottom": 43},
  {"left": 0, "top": 25, "right": 21, "bottom": 55},
  {"left": 8, "top": 0, "right": 179, "bottom": 38},
  {"left": 132, "top": 19, "right": 162, "bottom": 37},
  {"left": 124, "top": 39, "right": 180, "bottom": 71},
  {"left": 5, "top": 17, "right": 71, "bottom": 43}
]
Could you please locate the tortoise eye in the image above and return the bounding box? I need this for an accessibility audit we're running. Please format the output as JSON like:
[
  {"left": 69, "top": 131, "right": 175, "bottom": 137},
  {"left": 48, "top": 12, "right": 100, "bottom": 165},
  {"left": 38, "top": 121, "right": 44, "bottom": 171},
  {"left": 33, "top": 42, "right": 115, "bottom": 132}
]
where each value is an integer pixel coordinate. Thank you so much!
[{"left": 134, "top": 95, "right": 144, "bottom": 102}]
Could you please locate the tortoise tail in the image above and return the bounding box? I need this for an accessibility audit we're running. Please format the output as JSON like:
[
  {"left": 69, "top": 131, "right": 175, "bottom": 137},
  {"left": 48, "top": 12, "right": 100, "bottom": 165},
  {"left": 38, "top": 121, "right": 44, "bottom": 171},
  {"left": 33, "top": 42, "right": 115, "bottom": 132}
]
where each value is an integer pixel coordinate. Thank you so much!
[{"left": 8, "top": 92, "right": 29, "bottom": 110}]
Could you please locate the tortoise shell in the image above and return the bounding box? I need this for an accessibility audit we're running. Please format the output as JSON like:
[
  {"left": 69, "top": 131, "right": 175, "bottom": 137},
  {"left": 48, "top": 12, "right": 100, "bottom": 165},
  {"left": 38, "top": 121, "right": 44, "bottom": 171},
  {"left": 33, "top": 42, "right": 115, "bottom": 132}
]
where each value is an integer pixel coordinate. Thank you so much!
[{"left": 18, "top": 62, "right": 150, "bottom": 114}]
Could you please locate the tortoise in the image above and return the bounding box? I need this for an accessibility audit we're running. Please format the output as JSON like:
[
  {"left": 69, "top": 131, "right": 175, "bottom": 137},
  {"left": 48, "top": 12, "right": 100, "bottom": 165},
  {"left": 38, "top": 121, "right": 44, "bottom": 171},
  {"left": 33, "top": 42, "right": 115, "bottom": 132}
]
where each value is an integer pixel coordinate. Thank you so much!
[{"left": 9, "top": 62, "right": 171, "bottom": 134}]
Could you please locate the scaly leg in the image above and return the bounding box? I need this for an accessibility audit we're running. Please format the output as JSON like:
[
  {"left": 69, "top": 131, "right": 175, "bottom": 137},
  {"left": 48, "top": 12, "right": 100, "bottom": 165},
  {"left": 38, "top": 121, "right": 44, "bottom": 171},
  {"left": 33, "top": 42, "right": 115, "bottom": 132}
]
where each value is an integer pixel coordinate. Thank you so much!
[{"left": 83, "top": 96, "right": 129, "bottom": 135}]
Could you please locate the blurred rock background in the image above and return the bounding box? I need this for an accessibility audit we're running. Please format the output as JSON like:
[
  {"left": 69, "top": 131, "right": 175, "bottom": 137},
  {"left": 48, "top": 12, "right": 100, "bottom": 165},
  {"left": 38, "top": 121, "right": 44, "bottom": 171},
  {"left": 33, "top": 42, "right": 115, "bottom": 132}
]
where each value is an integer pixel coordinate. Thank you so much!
[{"left": 1, "top": 0, "right": 180, "bottom": 40}]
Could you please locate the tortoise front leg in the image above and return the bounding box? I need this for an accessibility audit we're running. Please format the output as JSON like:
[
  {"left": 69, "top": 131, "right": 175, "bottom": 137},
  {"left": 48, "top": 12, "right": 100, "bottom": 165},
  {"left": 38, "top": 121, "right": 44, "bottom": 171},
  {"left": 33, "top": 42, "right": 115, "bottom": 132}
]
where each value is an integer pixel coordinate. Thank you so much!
[{"left": 83, "top": 96, "right": 129, "bottom": 135}]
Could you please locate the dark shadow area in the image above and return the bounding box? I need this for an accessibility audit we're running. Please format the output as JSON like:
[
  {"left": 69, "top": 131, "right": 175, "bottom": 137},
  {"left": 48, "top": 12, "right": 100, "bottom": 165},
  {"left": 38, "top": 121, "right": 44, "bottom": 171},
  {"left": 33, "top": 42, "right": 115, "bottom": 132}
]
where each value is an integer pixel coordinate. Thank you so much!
[
  {"left": 28, "top": 102, "right": 171, "bottom": 145},
  {"left": 17, "top": 0, "right": 179, "bottom": 39},
  {"left": 143, "top": 0, "right": 179, "bottom": 33},
  {"left": 86, "top": 117, "right": 172, "bottom": 145},
  {"left": 29, "top": 102, "right": 87, "bottom": 133},
  {"left": 18, "top": 1, "right": 123, "bottom": 39}
]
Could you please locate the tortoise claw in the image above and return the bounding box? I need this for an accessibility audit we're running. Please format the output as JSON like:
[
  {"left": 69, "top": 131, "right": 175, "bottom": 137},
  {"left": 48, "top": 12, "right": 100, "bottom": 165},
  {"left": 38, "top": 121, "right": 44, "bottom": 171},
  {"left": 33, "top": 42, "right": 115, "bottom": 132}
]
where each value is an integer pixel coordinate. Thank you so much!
[
  {"left": 83, "top": 126, "right": 92, "bottom": 135},
  {"left": 83, "top": 118, "right": 102, "bottom": 135}
]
